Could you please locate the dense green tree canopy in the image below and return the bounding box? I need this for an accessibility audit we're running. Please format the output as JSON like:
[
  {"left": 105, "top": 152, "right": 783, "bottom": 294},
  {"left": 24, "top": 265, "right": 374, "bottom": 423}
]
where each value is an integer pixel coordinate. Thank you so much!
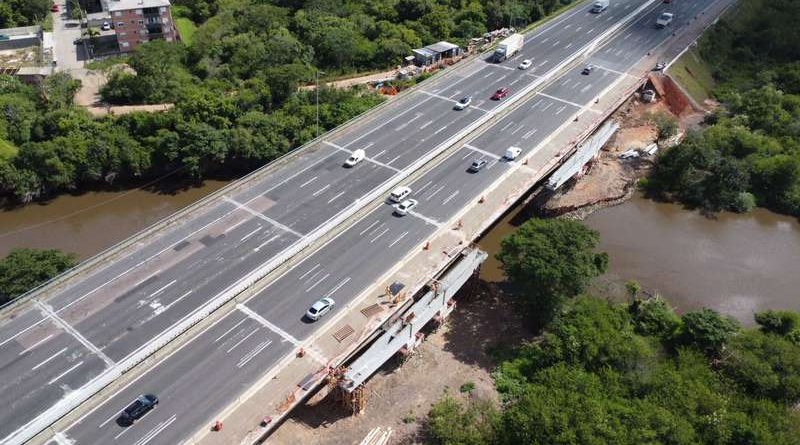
[{"left": 0, "top": 248, "right": 76, "bottom": 304}]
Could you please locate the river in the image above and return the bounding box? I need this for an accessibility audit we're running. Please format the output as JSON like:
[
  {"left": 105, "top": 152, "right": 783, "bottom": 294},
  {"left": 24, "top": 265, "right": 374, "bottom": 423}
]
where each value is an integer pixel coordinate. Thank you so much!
[
  {"left": 478, "top": 194, "right": 800, "bottom": 324},
  {"left": 0, "top": 181, "right": 228, "bottom": 260}
]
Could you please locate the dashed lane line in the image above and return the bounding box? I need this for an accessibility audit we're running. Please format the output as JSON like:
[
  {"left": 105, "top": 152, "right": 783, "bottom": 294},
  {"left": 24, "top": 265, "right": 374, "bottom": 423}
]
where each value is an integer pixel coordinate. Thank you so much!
[{"left": 223, "top": 196, "right": 304, "bottom": 238}]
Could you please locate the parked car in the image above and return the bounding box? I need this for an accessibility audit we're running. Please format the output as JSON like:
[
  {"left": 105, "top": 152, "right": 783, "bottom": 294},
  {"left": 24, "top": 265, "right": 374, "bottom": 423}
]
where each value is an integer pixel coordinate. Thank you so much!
[
  {"left": 491, "top": 88, "right": 509, "bottom": 100},
  {"left": 454, "top": 96, "right": 472, "bottom": 110},
  {"left": 389, "top": 186, "right": 411, "bottom": 203},
  {"left": 394, "top": 199, "right": 418, "bottom": 216},
  {"left": 101, "top": 22, "right": 111, "bottom": 31},
  {"left": 468, "top": 159, "right": 488, "bottom": 172},
  {"left": 504, "top": 147, "right": 522, "bottom": 160},
  {"left": 518, "top": 59, "right": 533, "bottom": 70},
  {"left": 306, "top": 297, "right": 335, "bottom": 321},
  {"left": 582, "top": 64, "right": 595, "bottom": 75},
  {"left": 344, "top": 149, "right": 365, "bottom": 167},
  {"left": 120, "top": 394, "right": 158, "bottom": 425}
]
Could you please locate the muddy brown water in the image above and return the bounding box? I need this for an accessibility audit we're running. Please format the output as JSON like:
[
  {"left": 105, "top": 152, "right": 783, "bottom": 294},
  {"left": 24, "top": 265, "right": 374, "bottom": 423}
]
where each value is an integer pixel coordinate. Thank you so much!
[
  {"left": 0, "top": 181, "right": 228, "bottom": 260},
  {"left": 478, "top": 194, "right": 800, "bottom": 324}
]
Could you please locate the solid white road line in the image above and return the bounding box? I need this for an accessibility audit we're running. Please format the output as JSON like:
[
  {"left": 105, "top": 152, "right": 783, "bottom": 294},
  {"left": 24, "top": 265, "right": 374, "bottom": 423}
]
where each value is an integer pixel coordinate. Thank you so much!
[
  {"left": 358, "top": 221, "right": 380, "bottom": 236},
  {"left": 464, "top": 144, "right": 501, "bottom": 160},
  {"left": 237, "top": 340, "right": 273, "bottom": 368},
  {"left": 214, "top": 317, "right": 248, "bottom": 344},
  {"left": 419, "top": 119, "right": 434, "bottom": 129},
  {"left": 35, "top": 300, "right": 114, "bottom": 367},
  {"left": 223, "top": 196, "right": 304, "bottom": 238},
  {"left": 254, "top": 235, "right": 281, "bottom": 252},
  {"left": 223, "top": 218, "right": 248, "bottom": 234},
  {"left": 370, "top": 227, "right": 390, "bottom": 244},
  {"left": 324, "top": 277, "right": 351, "bottom": 298},
  {"left": 239, "top": 226, "right": 262, "bottom": 242},
  {"left": 442, "top": 190, "right": 460, "bottom": 206},
  {"left": 388, "top": 231, "right": 410, "bottom": 248},
  {"left": 237, "top": 304, "right": 301, "bottom": 347},
  {"left": 306, "top": 273, "right": 330, "bottom": 292},
  {"left": 149, "top": 280, "right": 176, "bottom": 298},
  {"left": 298, "top": 176, "right": 318, "bottom": 188},
  {"left": 326, "top": 190, "right": 346, "bottom": 204},
  {"left": 47, "top": 361, "right": 83, "bottom": 385},
  {"left": 132, "top": 414, "right": 176, "bottom": 445},
  {"left": 31, "top": 347, "right": 67, "bottom": 371}
]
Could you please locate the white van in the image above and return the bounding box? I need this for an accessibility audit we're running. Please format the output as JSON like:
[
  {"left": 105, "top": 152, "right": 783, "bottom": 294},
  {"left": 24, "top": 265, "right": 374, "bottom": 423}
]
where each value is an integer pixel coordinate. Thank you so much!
[
  {"left": 389, "top": 186, "right": 411, "bottom": 203},
  {"left": 344, "top": 149, "right": 365, "bottom": 167},
  {"left": 504, "top": 146, "right": 522, "bottom": 160}
]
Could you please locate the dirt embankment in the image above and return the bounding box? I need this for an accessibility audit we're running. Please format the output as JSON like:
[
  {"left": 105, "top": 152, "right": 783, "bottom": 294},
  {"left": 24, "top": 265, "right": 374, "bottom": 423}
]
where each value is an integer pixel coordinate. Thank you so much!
[
  {"left": 267, "top": 281, "right": 529, "bottom": 445},
  {"left": 542, "top": 76, "right": 708, "bottom": 220}
]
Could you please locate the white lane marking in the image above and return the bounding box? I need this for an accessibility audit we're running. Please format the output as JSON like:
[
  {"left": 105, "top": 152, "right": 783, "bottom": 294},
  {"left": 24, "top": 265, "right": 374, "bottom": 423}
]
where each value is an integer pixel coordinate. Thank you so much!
[
  {"left": 358, "top": 221, "right": 380, "bottom": 236},
  {"left": 254, "top": 235, "right": 281, "bottom": 252},
  {"left": 594, "top": 63, "right": 634, "bottom": 77},
  {"left": 324, "top": 277, "right": 351, "bottom": 298},
  {"left": 537, "top": 59, "right": 548, "bottom": 68},
  {"left": 35, "top": 300, "right": 114, "bottom": 367},
  {"left": 47, "top": 361, "right": 83, "bottom": 385},
  {"left": 155, "top": 290, "right": 192, "bottom": 316},
  {"left": 306, "top": 273, "right": 330, "bottom": 292},
  {"left": 394, "top": 113, "right": 422, "bottom": 131},
  {"left": 298, "top": 176, "right": 318, "bottom": 188},
  {"left": 237, "top": 340, "right": 273, "bottom": 368},
  {"left": 214, "top": 317, "right": 248, "bottom": 343},
  {"left": 132, "top": 414, "right": 176, "bottom": 445},
  {"left": 537, "top": 92, "right": 601, "bottom": 113},
  {"left": 556, "top": 105, "right": 567, "bottom": 115},
  {"left": 541, "top": 37, "right": 549, "bottom": 43},
  {"left": 433, "top": 126, "right": 448, "bottom": 135},
  {"left": 326, "top": 190, "right": 346, "bottom": 204},
  {"left": 419, "top": 120, "right": 434, "bottom": 130},
  {"left": 464, "top": 144, "right": 501, "bottom": 160},
  {"left": 511, "top": 124, "right": 525, "bottom": 135},
  {"left": 482, "top": 71, "right": 493, "bottom": 79},
  {"left": 385, "top": 154, "right": 402, "bottom": 165},
  {"left": 580, "top": 83, "right": 592, "bottom": 93},
  {"left": 373, "top": 149, "right": 386, "bottom": 158},
  {"left": 149, "top": 280, "right": 176, "bottom": 298},
  {"left": 344, "top": 95, "right": 433, "bottom": 147},
  {"left": 415, "top": 180, "right": 434, "bottom": 194},
  {"left": 425, "top": 184, "right": 447, "bottom": 201},
  {"left": 487, "top": 63, "right": 515, "bottom": 71},
  {"left": 306, "top": 183, "right": 328, "bottom": 198},
  {"left": 223, "top": 196, "right": 304, "bottom": 238},
  {"left": 226, "top": 327, "right": 259, "bottom": 353},
  {"left": 134, "top": 270, "right": 160, "bottom": 287},
  {"left": 31, "top": 347, "right": 67, "bottom": 371},
  {"left": 361, "top": 142, "right": 374, "bottom": 150},
  {"left": 522, "top": 128, "right": 538, "bottom": 140},
  {"left": 541, "top": 102, "right": 553, "bottom": 112},
  {"left": 500, "top": 121, "right": 515, "bottom": 132},
  {"left": 18, "top": 333, "right": 54, "bottom": 356},
  {"left": 575, "top": 26, "right": 582, "bottom": 32},
  {"left": 442, "top": 190, "right": 460, "bottom": 206},
  {"left": 510, "top": 78, "right": 521, "bottom": 86},
  {"left": 587, "top": 27, "right": 595, "bottom": 34},
  {"left": 237, "top": 304, "right": 301, "bottom": 347},
  {"left": 223, "top": 219, "right": 248, "bottom": 234},
  {"left": 240, "top": 226, "right": 262, "bottom": 242},
  {"left": 388, "top": 231, "right": 410, "bottom": 248},
  {"left": 551, "top": 40, "right": 560, "bottom": 47},
  {"left": 370, "top": 227, "right": 390, "bottom": 244},
  {"left": 322, "top": 140, "right": 401, "bottom": 172},
  {"left": 408, "top": 211, "right": 443, "bottom": 227},
  {"left": 304, "top": 270, "right": 322, "bottom": 284},
  {"left": 565, "top": 42, "right": 573, "bottom": 49}
]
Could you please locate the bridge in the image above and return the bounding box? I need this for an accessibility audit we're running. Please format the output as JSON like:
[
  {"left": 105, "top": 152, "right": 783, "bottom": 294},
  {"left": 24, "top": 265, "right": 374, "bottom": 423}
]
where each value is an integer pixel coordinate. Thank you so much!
[{"left": 0, "top": 0, "right": 734, "bottom": 443}]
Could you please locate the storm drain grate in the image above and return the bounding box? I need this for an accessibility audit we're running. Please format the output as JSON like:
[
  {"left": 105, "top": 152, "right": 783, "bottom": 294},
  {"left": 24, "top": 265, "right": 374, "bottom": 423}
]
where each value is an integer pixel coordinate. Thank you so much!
[
  {"left": 333, "top": 324, "right": 355, "bottom": 342},
  {"left": 360, "top": 304, "right": 384, "bottom": 318}
]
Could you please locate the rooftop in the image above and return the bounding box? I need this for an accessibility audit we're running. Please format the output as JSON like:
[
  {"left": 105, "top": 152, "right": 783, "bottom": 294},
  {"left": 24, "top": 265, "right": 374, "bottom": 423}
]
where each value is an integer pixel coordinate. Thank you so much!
[{"left": 106, "top": 0, "right": 171, "bottom": 12}]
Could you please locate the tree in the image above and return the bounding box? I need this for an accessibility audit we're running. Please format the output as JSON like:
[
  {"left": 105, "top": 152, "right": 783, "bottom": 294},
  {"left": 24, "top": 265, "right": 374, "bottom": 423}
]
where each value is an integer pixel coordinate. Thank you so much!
[
  {"left": 43, "top": 72, "right": 81, "bottom": 109},
  {"left": 652, "top": 112, "right": 678, "bottom": 142},
  {"left": 624, "top": 280, "right": 641, "bottom": 302},
  {"left": 497, "top": 219, "right": 608, "bottom": 326},
  {"left": 0, "top": 248, "right": 77, "bottom": 304},
  {"left": 427, "top": 395, "right": 497, "bottom": 445},
  {"left": 679, "top": 308, "right": 739, "bottom": 355},
  {"left": 754, "top": 310, "right": 800, "bottom": 336},
  {"left": 629, "top": 296, "right": 681, "bottom": 338}
]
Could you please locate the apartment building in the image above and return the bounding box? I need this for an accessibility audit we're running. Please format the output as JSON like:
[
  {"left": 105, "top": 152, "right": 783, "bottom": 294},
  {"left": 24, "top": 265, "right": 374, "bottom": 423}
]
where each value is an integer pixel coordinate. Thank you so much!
[{"left": 106, "top": 0, "right": 178, "bottom": 52}]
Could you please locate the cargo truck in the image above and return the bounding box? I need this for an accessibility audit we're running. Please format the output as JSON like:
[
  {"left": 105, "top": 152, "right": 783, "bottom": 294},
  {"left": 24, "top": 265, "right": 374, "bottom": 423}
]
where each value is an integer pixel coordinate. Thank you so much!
[
  {"left": 493, "top": 33, "right": 524, "bottom": 63},
  {"left": 591, "top": 0, "right": 609, "bottom": 13}
]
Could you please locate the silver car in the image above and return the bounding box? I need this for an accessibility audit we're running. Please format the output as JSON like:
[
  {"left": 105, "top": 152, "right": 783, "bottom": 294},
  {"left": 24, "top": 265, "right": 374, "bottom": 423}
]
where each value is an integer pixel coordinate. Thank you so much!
[
  {"left": 306, "top": 297, "right": 335, "bottom": 321},
  {"left": 394, "top": 199, "right": 418, "bottom": 216}
]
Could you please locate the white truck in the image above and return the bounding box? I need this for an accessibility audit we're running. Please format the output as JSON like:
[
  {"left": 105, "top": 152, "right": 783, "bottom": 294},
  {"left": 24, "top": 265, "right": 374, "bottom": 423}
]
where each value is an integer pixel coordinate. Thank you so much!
[
  {"left": 591, "top": 0, "right": 609, "bottom": 13},
  {"left": 656, "top": 12, "right": 674, "bottom": 28},
  {"left": 493, "top": 33, "right": 524, "bottom": 63}
]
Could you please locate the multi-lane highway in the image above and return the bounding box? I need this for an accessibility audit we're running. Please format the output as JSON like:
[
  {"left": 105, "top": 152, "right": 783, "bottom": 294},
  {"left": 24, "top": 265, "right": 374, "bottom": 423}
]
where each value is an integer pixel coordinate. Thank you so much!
[
  {"left": 1, "top": 1, "right": 660, "bottom": 442},
  {"left": 26, "top": 0, "right": 730, "bottom": 443}
]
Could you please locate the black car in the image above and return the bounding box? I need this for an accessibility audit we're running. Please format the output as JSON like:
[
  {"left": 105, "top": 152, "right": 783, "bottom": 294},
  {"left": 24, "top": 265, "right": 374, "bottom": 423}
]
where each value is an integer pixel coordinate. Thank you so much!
[
  {"left": 468, "top": 159, "right": 488, "bottom": 172},
  {"left": 120, "top": 394, "right": 158, "bottom": 425}
]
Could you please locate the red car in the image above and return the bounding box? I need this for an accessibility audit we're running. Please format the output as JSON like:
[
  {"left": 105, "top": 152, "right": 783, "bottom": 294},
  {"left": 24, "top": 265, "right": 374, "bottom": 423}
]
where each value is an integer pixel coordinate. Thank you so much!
[
  {"left": 50, "top": 4, "right": 59, "bottom": 12},
  {"left": 491, "top": 88, "right": 509, "bottom": 100}
]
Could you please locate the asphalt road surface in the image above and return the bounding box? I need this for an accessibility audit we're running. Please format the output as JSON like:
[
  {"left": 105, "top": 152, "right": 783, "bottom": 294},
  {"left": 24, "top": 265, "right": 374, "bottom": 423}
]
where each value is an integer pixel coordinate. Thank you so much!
[{"left": 38, "top": 0, "right": 726, "bottom": 443}]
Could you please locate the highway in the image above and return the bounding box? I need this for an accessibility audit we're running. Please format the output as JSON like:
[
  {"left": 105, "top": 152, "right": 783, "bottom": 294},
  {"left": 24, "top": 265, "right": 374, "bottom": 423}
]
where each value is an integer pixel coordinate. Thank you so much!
[
  {"left": 35, "top": 0, "right": 728, "bottom": 443},
  {"left": 0, "top": 1, "right": 659, "bottom": 442}
]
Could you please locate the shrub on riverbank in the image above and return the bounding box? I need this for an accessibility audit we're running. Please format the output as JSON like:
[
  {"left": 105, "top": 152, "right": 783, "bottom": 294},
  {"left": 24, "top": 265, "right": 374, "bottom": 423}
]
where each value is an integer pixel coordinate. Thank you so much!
[{"left": 0, "top": 248, "right": 76, "bottom": 304}]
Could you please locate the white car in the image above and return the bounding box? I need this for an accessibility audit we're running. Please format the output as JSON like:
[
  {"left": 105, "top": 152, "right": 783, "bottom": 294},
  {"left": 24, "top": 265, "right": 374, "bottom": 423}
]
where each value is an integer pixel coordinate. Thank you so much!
[
  {"left": 454, "top": 96, "right": 472, "bottom": 110},
  {"left": 101, "top": 22, "right": 111, "bottom": 31},
  {"left": 518, "top": 59, "right": 532, "bottom": 70},
  {"left": 306, "top": 297, "right": 335, "bottom": 321},
  {"left": 344, "top": 149, "right": 365, "bottom": 167},
  {"left": 394, "top": 199, "right": 418, "bottom": 216}
]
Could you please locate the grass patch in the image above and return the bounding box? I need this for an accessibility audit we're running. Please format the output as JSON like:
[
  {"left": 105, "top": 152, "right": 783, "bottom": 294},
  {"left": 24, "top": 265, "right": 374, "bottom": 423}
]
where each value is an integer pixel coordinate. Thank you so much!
[
  {"left": 176, "top": 18, "right": 197, "bottom": 46},
  {"left": 0, "top": 139, "right": 18, "bottom": 161},
  {"left": 86, "top": 55, "right": 128, "bottom": 71},
  {"left": 668, "top": 47, "right": 716, "bottom": 103},
  {"left": 41, "top": 14, "right": 53, "bottom": 32},
  {"left": 460, "top": 382, "right": 476, "bottom": 393}
]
